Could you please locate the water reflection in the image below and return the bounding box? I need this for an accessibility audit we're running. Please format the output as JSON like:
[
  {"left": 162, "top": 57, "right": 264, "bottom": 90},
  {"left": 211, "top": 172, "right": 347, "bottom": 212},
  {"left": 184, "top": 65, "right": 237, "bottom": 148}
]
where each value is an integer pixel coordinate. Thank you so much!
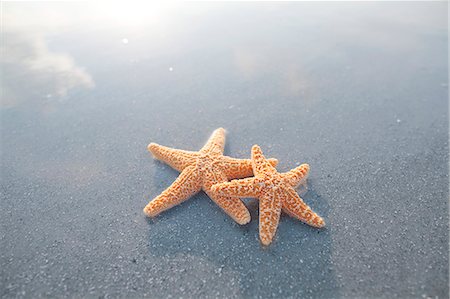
[
  {"left": 233, "top": 46, "right": 316, "bottom": 98},
  {"left": 1, "top": 32, "right": 94, "bottom": 109}
]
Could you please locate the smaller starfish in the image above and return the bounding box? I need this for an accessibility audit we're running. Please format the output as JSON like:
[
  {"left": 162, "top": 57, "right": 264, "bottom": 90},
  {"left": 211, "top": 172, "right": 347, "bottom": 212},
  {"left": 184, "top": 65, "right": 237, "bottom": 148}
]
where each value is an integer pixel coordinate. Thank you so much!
[
  {"left": 211, "top": 145, "right": 325, "bottom": 245},
  {"left": 144, "top": 128, "right": 278, "bottom": 225}
]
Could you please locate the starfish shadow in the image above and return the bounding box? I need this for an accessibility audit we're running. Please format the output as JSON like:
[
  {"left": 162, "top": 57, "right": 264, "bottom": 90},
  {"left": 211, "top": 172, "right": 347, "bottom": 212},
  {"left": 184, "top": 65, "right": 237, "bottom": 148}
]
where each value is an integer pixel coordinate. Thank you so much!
[{"left": 144, "top": 169, "right": 339, "bottom": 298}]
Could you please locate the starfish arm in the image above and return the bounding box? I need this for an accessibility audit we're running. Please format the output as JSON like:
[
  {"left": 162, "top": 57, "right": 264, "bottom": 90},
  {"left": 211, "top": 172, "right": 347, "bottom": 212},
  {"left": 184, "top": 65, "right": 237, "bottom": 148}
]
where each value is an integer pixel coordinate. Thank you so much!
[
  {"left": 202, "top": 167, "right": 251, "bottom": 225},
  {"left": 259, "top": 189, "right": 282, "bottom": 246},
  {"left": 148, "top": 143, "right": 199, "bottom": 172},
  {"left": 251, "top": 145, "right": 277, "bottom": 175},
  {"left": 280, "top": 186, "right": 325, "bottom": 228},
  {"left": 200, "top": 127, "right": 226, "bottom": 155},
  {"left": 281, "top": 164, "right": 310, "bottom": 187},
  {"left": 143, "top": 165, "right": 202, "bottom": 217},
  {"left": 211, "top": 177, "right": 261, "bottom": 198},
  {"left": 219, "top": 156, "right": 279, "bottom": 179},
  {"left": 204, "top": 191, "right": 251, "bottom": 225}
]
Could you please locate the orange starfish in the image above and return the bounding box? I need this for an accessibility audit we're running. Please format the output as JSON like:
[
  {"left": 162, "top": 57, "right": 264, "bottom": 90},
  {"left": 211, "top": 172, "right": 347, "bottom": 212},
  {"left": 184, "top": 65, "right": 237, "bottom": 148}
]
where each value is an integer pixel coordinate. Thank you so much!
[
  {"left": 211, "top": 145, "right": 325, "bottom": 245},
  {"left": 144, "top": 128, "right": 278, "bottom": 225}
]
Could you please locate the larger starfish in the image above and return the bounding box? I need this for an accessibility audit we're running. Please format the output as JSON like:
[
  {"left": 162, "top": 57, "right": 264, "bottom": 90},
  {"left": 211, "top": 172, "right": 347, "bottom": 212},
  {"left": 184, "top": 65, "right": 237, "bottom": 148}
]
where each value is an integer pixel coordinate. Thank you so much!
[
  {"left": 144, "top": 128, "right": 278, "bottom": 224},
  {"left": 211, "top": 145, "right": 325, "bottom": 245}
]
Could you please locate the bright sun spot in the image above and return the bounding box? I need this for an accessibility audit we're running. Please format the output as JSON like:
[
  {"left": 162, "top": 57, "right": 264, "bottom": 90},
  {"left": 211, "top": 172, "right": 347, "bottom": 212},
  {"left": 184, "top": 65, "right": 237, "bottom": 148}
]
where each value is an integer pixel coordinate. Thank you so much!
[{"left": 91, "top": 2, "right": 176, "bottom": 28}]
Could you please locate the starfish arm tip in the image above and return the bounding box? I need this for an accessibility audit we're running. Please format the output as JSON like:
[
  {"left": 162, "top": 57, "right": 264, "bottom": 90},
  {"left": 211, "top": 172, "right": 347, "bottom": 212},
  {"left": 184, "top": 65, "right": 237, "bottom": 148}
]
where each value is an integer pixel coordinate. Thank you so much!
[
  {"left": 211, "top": 127, "right": 226, "bottom": 136},
  {"left": 282, "top": 163, "right": 311, "bottom": 187},
  {"left": 288, "top": 163, "right": 310, "bottom": 173},
  {"left": 237, "top": 214, "right": 251, "bottom": 225},
  {"left": 147, "top": 143, "right": 162, "bottom": 160},
  {"left": 308, "top": 215, "right": 326, "bottom": 228},
  {"left": 316, "top": 217, "right": 326, "bottom": 228},
  {"left": 143, "top": 205, "right": 156, "bottom": 217},
  {"left": 147, "top": 142, "right": 158, "bottom": 152},
  {"left": 251, "top": 145, "right": 265, "bottom": 157},
  {"left": 260, "top": 236, "right": 273, "bottom": 246},
  {"left": 267, "top": 158, "right": 279, "bottom": 167}
]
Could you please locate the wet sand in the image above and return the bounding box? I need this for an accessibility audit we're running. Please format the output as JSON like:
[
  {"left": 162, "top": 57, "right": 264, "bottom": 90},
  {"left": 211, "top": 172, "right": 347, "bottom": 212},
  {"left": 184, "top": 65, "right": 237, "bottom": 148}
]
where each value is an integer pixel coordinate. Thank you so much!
[{"left": 1, "top": 2, "right": 448, "bottom": 298}]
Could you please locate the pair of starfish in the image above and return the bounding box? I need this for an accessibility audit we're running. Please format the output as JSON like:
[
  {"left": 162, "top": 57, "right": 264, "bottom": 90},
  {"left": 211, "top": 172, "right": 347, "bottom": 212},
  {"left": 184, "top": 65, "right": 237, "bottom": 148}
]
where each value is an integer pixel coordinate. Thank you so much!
[{"left": 144, "top": 128, "right": 324, "bottom": 245}]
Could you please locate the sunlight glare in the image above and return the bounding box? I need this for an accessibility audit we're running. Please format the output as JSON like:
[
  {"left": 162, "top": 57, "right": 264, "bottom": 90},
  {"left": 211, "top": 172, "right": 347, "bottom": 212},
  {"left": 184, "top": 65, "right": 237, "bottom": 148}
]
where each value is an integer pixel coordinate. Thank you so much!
[{"left": 91, "top": 2, "right": 177, "bottom": 28}]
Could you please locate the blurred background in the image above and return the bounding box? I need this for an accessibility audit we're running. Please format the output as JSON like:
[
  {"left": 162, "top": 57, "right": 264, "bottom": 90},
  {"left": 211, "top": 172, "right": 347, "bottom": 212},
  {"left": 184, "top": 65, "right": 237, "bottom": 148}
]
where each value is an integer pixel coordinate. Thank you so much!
[{"left": 1, "top": 2, "right": 448, "bottom": 298}]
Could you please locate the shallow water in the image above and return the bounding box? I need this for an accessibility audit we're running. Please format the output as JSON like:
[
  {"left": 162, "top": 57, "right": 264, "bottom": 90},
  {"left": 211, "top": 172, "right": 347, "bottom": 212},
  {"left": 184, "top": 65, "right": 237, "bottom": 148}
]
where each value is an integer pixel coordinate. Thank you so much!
[{"left": 1, "top": 2, "right": 448, "bottom": 298}]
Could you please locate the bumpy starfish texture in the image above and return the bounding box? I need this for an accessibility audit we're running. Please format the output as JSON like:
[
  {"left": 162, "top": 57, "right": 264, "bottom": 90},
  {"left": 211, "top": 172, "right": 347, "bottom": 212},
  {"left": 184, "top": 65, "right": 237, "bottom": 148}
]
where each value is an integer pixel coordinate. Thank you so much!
[
  {"left": 211, "top": 145, "right": 325, "bottom": 245},
  {"left": 144, "top": 128, "right": 278, "bottom": 225}
]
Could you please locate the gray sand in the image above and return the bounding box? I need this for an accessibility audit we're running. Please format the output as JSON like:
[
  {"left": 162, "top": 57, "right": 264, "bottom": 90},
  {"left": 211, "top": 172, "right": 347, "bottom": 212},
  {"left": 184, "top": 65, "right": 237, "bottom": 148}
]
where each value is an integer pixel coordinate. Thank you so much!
[{"left": 1, "top": 2, "right": 448, "bottom": 298}]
